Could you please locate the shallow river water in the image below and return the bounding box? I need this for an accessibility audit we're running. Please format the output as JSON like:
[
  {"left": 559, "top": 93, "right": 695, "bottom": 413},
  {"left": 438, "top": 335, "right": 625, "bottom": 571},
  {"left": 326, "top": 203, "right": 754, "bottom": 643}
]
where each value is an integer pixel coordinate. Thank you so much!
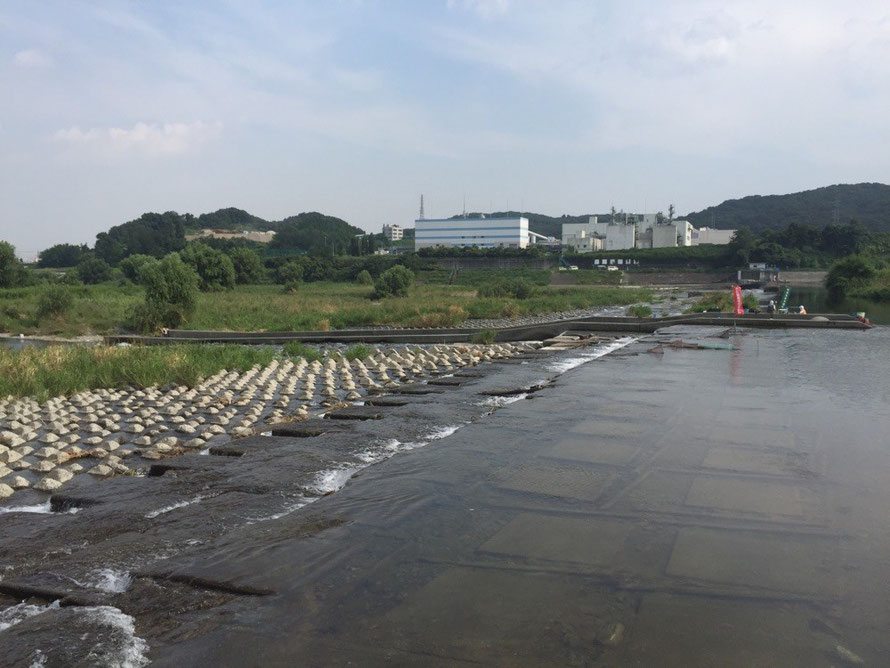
[{"left": 2, "top": 325, "right": 889, "bottom": 666}]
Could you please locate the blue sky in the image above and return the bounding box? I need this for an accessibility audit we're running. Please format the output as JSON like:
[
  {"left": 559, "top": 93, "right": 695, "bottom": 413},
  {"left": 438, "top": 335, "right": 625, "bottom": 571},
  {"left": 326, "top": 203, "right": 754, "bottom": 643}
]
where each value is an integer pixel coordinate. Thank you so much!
[{"left": 3, "top": 0, "right": 890, "bottom": 258}]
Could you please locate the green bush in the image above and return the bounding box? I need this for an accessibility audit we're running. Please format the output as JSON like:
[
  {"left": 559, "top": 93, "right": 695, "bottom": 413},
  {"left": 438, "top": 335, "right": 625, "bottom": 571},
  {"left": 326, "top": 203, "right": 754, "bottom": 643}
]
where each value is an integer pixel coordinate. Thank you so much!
[
  {"left": 283, "top": 341, "right": 322, "bottom": 362},
  {"left": 75, "top": 256, "right": 113, "bottom": 284},
  {"left": 119, "top": 254, "right": 159, "bottom": 282},
  {"left": 180, "top": 242, "right": 236, "bottom": 291},
  {"left": 471, "top": 328, "right": 497, "bottom": 344},
  {"left": 355, "top": 269, "right": 374, "bottom": 286},
  {"left": 276, "top": 260, "right": 304, "bottom": 286},
  {"left": 36, "top": 284, "right": 74, "bottom": 319},
  {"left": 826, "top": 255, "right": 875, "bottom": 301},
  {"left": 227, "top": 246, "right": 265, "bottom": 284},
  {"left": 478, "top": 278, "right": 534, "bottom": 300},
  {"left": 626, "top": 304, "right": 652, "bottom": 318},
  {"left": 373, "top": 265, "right": 414, "bottom": 298},
  {"left": 124, "top": 253, "right": 200, "bottom": 333}
]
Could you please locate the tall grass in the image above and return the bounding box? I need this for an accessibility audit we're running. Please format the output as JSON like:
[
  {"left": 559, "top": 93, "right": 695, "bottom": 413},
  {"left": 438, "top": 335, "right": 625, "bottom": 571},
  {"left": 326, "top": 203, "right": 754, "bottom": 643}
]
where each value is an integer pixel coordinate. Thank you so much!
[
  {"left": 2, "top": 279, "right": 654, "bottom": 336},
  {"left": 0, "top": 344, "right": 278, "bottom": 401}
]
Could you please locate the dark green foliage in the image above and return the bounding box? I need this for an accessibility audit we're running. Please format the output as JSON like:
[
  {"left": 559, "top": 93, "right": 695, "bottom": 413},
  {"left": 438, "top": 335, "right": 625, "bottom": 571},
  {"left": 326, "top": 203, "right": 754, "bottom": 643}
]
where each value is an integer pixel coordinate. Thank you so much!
[
  {"left": 477, "top": 278, "right": 535, "bottom": 299},
  {"left": 373, "top": 265, "right": 414, "bottom": 298},
  {"left": 191, "top": 207, "right": 270, "bottom": 231},
  {"left": 179, "top": 243, "right": 236, "bottom": 291},
  {"left": 0, "top": 241, "right": 25, "bottom": 288},
  {"left": 825, "top": 255, "right": 876, "bottom": 301},
  {"left": 726, "top": 228, "right": 756, "bottom": 265},
  {"left": 125, "top": 253, "right": 200, "bottom": 333},
  {"left": 227, "top": 246, "right": 265, "bottom": 284},
  {"left": 36, "top": 284, "right": 74, "bottom": 319},
  {"left": 471, "top": 329, "right": 497, "bottom": 344},
  {"left": 75, "top": 256, "right": 113, "bottom": 284},
  {"left": 276, "top": 260, "right": 304, "bottom": 285},
  {"left": 119, "top": 254, "right": 159, "bottom": 282},
  {"left": 355, "top": 269, "right": 374, "bottom": 285},
  {"left": 95, "top": 211, "right": 186, "bottom": 264},
  {"left": 685, "top": 183, "right": 890, "bottom": 234},
  {"left": 270, "top": 212, "right": 366, "bottom": 254},
  {"left": 37, "top": 243, "right": 89, "bottom": 268}
]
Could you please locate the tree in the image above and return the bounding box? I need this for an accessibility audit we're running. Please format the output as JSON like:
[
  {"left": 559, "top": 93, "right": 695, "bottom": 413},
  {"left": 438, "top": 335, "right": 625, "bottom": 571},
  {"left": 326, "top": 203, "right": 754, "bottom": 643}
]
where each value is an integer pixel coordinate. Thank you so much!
[
  {"left": 75, "top": 256, "right": 113, "bottom": 284},
  {"left": 726, "top": 228, "right": 756, "bottom": 265},
  {"left": 0, "top": 241, "right": 24, "bottom": 288},
  {"left": 276, "top": 260, "right": 304, "bottom": 285},
  {"left": 125, "top": 253, "right": 200, "bottom": 332},
  {"left": 825, "top": 255, "right": 875, "bottom": 302},
  {"left": 227, "top": 246, "right": 265, "bottom": 284},
  {"left": 668, "top": 204, "right": 675, "bottom": 223},
  {"left": 179, "top": 243, "right": 236, "bottom": 291},
  {"left": 372, "top": 265, "right": 414, "bottom": 297},
  {"left": 37, "top": 243, "right": 89, "bottom": 268},
  {"left": 119, "top": 254, "right": 159, "bottom": 282},
  {"left": 95, "top": 211, "right": 186, "bottom": 264}
]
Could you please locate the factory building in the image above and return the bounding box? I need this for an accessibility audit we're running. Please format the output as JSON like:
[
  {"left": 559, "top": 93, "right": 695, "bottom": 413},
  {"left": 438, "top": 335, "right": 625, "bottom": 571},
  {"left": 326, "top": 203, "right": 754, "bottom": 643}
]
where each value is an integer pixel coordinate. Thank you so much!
[
  {"left": 563, "top": 214, "right": 726, "bottom": 252},
  {"left": 691, "top": 227, "right": 736, "bottom": 245},
  {"left": 414, "top": 216, "right": 529, "bottom": 250},
  {"left": 382, "top": 224, "right": 404, "bottom": 241}
]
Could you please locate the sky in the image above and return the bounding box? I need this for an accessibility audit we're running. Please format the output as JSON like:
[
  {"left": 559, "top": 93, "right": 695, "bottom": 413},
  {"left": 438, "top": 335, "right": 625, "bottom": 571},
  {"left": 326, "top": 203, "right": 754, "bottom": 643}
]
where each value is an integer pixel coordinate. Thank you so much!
[{"left": 3, "top": 0, "right": 890, "bottom": 259}]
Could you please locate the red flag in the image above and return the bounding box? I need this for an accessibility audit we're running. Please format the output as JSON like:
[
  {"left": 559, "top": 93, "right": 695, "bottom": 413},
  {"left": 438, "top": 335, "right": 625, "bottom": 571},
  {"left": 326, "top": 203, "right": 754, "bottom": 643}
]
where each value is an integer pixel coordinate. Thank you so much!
[{"left": 732, "top": 285, "right": 744, "bottom": 316}]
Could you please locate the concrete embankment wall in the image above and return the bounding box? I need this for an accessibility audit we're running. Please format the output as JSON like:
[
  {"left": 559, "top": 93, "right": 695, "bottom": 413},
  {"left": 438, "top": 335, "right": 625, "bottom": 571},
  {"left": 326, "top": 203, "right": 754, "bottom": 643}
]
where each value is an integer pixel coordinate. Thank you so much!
[
  {"left": 781, "top": 271, "right": 827, "bottom": 286},
  {"left": 105, "top": 312, "right": 871, "bottom": 347},
  {"left": 621, "top": 271, "right": 733, "bottom": 286}
]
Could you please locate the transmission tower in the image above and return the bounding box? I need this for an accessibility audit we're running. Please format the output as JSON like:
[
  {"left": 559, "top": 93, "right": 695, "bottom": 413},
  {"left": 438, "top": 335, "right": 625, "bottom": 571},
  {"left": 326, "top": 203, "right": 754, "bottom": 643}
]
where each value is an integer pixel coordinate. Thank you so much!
[{"left": 419, "top": 194, "right": 425, "bottom": 220}]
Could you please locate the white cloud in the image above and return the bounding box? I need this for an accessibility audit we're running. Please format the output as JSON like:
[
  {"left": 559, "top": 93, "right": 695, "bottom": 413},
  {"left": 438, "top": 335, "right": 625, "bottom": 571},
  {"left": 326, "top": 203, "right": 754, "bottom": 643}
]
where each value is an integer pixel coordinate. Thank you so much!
[
  {"left": 53, "top": 121, "right": 223, "bottom": 156},
  {"left": 13, "top": 49, "right": 52, "bottom": 68}
]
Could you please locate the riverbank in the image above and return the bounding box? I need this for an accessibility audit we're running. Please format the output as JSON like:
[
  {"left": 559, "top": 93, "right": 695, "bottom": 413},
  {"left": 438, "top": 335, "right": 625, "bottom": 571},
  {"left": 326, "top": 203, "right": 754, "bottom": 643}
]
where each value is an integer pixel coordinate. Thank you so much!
[{"left": 0, "top": 281, "right": 653, "bottom": 337}]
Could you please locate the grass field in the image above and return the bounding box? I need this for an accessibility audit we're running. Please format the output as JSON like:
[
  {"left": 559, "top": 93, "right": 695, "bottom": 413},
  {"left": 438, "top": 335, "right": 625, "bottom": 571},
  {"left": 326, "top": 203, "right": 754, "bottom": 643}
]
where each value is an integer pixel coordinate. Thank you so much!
[{"left": 1, "top": 272, "right": 653, "bottom": 336}]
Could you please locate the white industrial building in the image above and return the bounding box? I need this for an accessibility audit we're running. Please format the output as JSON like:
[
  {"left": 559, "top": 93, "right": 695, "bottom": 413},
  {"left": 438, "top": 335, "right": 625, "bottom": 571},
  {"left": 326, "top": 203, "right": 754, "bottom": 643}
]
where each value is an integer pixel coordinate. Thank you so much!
[
  {"left": 691, "top": 227, "right": 736, "bottom": 245},
  {"left": 414, "top": 216, "right": 529, "bottom": 250},
  {"left": 562, "top": 214, "right": 728, "bottom": 252},
  {"left": 382, "top": 224, "right": 404, "bottom": 241}
]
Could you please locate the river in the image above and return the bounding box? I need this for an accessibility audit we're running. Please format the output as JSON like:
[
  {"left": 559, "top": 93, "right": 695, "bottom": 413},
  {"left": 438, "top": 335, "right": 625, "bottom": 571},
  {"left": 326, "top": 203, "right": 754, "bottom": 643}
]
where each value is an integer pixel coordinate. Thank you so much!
[
  {"left": 2, "top": 324, "right": 888, "bottom": 666},
  {"left": 786, "top": 286, "right": 890, "bottom": 324}
]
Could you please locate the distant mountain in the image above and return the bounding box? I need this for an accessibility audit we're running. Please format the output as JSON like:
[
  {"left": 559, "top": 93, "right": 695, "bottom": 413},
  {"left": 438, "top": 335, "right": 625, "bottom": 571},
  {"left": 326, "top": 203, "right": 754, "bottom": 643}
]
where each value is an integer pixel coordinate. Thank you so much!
[{"left": 684, "top": 183, "right": 890, "bottom": 234}]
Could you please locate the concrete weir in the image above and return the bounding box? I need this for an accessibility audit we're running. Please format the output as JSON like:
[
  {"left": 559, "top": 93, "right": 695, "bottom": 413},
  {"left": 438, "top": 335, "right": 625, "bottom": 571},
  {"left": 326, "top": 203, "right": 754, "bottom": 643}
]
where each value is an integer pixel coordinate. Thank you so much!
[{"left": 105, "top": 312, "right": 870, "bottom": 346}]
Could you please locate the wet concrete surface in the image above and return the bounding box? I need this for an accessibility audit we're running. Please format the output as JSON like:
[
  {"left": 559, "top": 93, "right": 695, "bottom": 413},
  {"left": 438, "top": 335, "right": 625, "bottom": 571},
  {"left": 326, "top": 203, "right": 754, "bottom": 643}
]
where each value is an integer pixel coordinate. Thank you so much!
[{"left": 2, "top": 326, "right": 889, "bottom": 666}]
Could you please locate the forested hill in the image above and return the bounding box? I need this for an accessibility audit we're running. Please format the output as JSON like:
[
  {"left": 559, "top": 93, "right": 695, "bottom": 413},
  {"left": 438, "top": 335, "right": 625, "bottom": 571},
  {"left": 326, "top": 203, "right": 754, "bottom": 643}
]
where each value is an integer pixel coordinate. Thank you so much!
[
  {"left": 684, "top": 183, "right": 890, "bottom": 234},
  {"left": 190, "top": 207, "right": 270, "bottom": 231},
  {"left": 92, "top": 209, "right": 365, "bottom": 263}
]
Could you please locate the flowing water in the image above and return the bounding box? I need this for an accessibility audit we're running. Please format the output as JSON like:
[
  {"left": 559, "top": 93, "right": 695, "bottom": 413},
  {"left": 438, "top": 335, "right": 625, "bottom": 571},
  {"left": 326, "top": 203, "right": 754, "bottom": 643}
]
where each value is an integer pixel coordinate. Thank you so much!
[{"left": 3, "top": 327, "right": 889, "bottom": 666}]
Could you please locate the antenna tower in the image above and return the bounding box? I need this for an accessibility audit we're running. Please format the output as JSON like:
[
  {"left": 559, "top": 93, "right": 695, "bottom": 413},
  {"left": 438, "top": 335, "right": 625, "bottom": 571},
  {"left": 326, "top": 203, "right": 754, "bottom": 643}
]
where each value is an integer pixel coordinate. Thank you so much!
[{"left": 419, "top": 194, "right": 425, "bottom": 220}]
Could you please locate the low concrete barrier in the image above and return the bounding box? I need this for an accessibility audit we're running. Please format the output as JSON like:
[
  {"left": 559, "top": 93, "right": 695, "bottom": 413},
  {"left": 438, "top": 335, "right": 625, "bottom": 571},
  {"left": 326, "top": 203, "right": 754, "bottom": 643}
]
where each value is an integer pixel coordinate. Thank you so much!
[{"left": 104, "top": 312, "right": 870, "bottom": 346}]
